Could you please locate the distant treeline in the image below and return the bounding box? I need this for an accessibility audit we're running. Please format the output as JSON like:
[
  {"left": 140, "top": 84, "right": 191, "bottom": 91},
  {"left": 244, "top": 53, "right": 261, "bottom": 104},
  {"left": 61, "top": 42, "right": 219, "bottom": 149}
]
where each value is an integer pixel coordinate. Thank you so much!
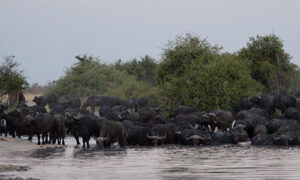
[
  {"left": 24, "top": 83, "right": 51, "bottom": 94},
  {"left": 2, "top": 33, "right": 300, "bottom": 112},
  {"left": 45, "top": 33, "right": 300, "bottom": 113}
]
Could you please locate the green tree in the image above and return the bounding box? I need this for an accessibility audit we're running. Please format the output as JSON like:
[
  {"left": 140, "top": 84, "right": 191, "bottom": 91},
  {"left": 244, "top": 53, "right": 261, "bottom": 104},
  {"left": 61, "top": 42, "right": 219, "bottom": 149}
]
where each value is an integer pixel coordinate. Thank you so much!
[
  {"left": 157, "top": 33, "right": 220, "bottom": 85},
  {"left": 238, "top": 34, "right": 294, "bottom": 94},
  {"left": 46, "top": 55, "right": 159, "bottom": 99},
  {"left": 115, "top": 55, "right": 158, "bottom": 85},
  {"left": 105, "top": 78, "right": 159, "bottom": 99},
  {"left": 0, "top": 56, "right": 28, "bottom": 107},
  {"left": 157, "top": 34, "right": 263, "bottom": 112},
  {"left": 47, "top": 55, "right": 129, "bottom": 97}
]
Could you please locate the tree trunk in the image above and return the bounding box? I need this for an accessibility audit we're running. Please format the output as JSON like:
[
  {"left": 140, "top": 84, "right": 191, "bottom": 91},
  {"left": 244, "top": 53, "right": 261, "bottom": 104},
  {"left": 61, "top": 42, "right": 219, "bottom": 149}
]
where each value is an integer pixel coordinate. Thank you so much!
[{"left": 8, "top": 89, "right": 20, "bottom": 108}]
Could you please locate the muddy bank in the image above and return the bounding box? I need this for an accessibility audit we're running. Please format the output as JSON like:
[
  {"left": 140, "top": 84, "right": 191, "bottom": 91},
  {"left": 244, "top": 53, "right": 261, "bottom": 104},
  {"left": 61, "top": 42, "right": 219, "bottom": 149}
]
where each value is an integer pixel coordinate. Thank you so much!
[
  {"left": 0, "top": 137, "right": 64, "bottom": 152},
  {"left": 0, "top": 137, "right": 64, "bottom": 180},
  {"left": 0, "top": 164, "right": 38, "bottom": 180},
  {"left": 0, "top": 165, "right": 29, "bottom": 173}
]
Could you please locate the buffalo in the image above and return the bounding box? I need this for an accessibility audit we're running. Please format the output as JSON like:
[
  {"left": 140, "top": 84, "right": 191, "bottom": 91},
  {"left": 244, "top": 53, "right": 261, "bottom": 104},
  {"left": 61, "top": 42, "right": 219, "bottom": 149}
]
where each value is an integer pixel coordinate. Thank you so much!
[
  {"left": 122, "top": 120, "right": 152, "bottom": 146},
  {"left": 71, "top": 113, "right": 102, "bottom": 148},
  {"left": 94, "top": 120, "right": 127, "bottom": 148},
  {"left": 34, "top": 113, "right": 56, "bottom": 145},
  {"left": 53, "top": 114, "right": 66, "bottom": 145},
  {"left": 212, "top": 125, "right": 248, "bottom": 144},
  {"left": 209, "top": 109, "right": 233, "bottom": 131},
  {"left": 172, "top": 105, "right": 199, "bottom": 118},
  {"left": 33, "top": 96, "right": 47, "bottom": 107},
  {"left": 179, "top": 129, "right": 211, "bottom": 146},
  {"left": 284, "top": 107, "right": 300, "bottom": 121},
  {"left": 0, "top": 119, "right": 7, "bottom": 136},
  {"left": 148, "top": 123, "right": 180, "bottom": 145},
  {"left": 47, "top": 93, "right": 59, "bottom": 106}
]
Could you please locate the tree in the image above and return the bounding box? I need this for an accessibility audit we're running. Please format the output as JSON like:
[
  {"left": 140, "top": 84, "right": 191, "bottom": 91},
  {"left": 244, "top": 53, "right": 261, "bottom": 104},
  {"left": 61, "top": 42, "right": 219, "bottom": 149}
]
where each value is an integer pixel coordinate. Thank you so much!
[
  {"left": 46, "top": 55, "right": 159, "bottom": 99},
  {"left": 0, "top": 56, "right": 28, "bottom": 107},
  {"left": 157, "top": 34, "right": 263, "bottom": 112},
  {"left": 238, "top": 34, "right": 295, "bottom": 94},
  {"left": 115, "top": 55, "right": 158, "bottom": 85},
  {"left": 156, "top": 33, "right": 220, "bottom": 85}
]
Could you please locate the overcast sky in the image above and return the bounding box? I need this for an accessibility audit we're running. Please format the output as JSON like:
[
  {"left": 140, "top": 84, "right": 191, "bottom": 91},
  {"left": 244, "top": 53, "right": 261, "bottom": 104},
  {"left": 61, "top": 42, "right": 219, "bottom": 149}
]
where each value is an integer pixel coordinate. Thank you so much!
[{"left": 1, "top": 0, "right": 299, "bottom": 85}]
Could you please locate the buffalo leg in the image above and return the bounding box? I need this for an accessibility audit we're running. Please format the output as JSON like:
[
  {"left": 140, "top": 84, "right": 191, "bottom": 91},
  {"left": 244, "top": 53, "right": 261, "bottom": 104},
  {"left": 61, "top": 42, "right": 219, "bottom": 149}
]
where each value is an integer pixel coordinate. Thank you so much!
[
  {"left": 119, "top": 138, "right": 126, "bottom": 148},
  {"left": 37, "top": 134, "right": 41, "bottom": 145},
  {"left": 28, "top": 135, "right": 32, "bottom": 142},
  {"left": 45, "top": 134, "right": 49, "bottom": 144},
  {"left": 58, "top": 137, "right": 61, "bottom": 145},
  {"left": 87, "top": 139, "right": 90, "bottom": 149},
  {"left": 75, "top": 136, "right": 80, "bottom": 145},
  {"left": 42, "top": 134, "right": 45, "bottom": 145},
  {"left": 11, "top": 130, "right": 15, "bottom": 138}
]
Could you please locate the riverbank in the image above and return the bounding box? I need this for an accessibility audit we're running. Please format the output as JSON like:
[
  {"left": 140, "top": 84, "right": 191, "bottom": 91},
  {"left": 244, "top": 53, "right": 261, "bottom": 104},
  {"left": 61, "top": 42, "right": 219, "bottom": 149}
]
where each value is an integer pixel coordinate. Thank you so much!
[
  {"left": 0, "top": 137, "right": 63, "bottom": 151},
  {"left": 0, "top": 137, "right": 64, "bottom": 180}
]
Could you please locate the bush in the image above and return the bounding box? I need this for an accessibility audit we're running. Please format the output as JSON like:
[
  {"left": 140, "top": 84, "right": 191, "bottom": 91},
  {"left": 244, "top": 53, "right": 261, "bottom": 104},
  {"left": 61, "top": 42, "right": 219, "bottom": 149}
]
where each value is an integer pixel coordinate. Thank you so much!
[
  {"left": 46, "top": 55, "right": 159, "bottom": 99},
  {"left": 157, "top": 34, "right": 263, "bottom": 112},
  {"left": 238, "top": 34, "right": 296, "bottom": 94},
  {"left": 0, "top": 56, "right": 28, "bottom": 106}
]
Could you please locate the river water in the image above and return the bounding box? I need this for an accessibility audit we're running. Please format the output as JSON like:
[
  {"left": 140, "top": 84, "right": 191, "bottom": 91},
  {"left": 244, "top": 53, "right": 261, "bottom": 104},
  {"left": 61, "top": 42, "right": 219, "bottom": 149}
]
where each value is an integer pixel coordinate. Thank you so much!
[{"left": 1, "top": 137, "right": 300, "bottom": 180}]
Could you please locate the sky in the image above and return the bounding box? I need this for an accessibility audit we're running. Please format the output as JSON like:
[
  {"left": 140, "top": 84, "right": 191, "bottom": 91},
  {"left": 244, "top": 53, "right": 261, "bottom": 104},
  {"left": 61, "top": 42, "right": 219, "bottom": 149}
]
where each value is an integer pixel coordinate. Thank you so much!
[{"left": 1, "top": 0, "right": 300, "bottom": 85}]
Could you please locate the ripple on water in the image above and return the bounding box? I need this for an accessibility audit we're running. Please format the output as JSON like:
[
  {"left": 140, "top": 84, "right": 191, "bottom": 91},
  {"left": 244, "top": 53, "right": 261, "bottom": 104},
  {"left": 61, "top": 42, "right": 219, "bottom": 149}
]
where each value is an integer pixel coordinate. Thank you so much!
[{"left": 1, "top": 137, "right": 300, "bottom": 179}]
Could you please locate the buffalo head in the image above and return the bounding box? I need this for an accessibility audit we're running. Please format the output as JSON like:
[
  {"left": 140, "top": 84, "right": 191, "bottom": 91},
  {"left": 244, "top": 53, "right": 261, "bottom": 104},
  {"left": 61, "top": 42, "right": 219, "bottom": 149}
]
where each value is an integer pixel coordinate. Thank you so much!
[
  {"left": 94, "top": 136, "right": 110, "bottom": 148},
  {"left": 146, "top": 133, "right": 166, "bottom": 146}
]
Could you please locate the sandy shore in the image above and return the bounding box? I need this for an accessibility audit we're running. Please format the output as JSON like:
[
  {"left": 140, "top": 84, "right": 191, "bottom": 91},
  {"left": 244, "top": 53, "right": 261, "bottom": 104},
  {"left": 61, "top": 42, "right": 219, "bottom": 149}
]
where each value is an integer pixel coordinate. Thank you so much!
[
  {"left": 0, "top": 137, "right": 64, "bottom": 152},
  {"left": 0, "top": 136, "right": 64, "bottom": 180}
]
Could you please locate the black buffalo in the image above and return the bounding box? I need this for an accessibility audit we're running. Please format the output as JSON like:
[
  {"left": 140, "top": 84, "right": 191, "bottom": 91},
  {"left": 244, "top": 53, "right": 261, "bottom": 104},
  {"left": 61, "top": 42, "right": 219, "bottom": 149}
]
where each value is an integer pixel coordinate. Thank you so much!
[
  {"left": 94, "top": 120, "right": 127, "bottom": 148},
  {"left": 172, "top": 105, "right": 199, "bottom": 118},
  {"left": 71, "top": 113, "right": 102, "bottom": 148},
  {"left": 33, "top": 96, "right": 47, "bottom": 107},
  {"left": 47, "top": 93, "right": 59, "bottom": 106},
  {"left": 122, "top": 120, "right": 152, "bottom": 146}
]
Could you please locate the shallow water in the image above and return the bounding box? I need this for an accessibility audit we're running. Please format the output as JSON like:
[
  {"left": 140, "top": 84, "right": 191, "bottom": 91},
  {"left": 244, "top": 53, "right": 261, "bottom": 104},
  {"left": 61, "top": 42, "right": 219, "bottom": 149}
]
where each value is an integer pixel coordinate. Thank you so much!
[{"left": 1, "top": 137, "right": 300, "bottom": 180}]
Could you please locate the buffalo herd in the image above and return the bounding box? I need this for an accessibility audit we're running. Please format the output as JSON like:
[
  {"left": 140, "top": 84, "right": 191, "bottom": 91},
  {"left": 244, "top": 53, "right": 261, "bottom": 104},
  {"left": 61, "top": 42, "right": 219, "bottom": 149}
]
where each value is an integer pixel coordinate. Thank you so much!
[{"left": 1, "top": 92, "right": 300, "bottom": 148}]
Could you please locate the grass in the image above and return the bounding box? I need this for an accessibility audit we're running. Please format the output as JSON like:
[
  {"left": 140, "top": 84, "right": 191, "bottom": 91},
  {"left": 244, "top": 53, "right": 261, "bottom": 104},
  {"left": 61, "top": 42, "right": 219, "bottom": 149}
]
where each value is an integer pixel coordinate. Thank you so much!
[{"left": 24, "top": 93, "right": 42, "bottom": 106}]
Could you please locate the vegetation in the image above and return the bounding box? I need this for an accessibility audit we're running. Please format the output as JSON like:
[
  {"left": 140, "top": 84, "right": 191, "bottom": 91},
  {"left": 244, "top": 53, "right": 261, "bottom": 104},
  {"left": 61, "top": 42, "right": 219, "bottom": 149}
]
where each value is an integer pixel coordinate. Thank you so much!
[
  {"left": 157, "top": 35, "right": 263, "bottom": 112},
  {"left": 0, "top": 56, "right": 28, "bottom": 107},
  {"left": 115, "top": 55, "right": 158, "bottom": 85},
  {"left": 0, "top": 33, "right": 295, "bottom": 113},
  {"left": 45, "top": 55, "right": 159, "bottom": 99},
  {"left": 238, "top": 34, "right": 298, "bottom": 94}
]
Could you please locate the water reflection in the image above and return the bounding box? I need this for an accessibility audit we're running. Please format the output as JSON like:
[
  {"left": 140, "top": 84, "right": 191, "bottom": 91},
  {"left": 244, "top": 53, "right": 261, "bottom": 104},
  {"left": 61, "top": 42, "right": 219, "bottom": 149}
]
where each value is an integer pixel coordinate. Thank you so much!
[
  {"left": 28, "top": 147, "right": 66, "bottom": 159},
  {"left": 73, "top": 146, "right": 127, "bottom": 159}
]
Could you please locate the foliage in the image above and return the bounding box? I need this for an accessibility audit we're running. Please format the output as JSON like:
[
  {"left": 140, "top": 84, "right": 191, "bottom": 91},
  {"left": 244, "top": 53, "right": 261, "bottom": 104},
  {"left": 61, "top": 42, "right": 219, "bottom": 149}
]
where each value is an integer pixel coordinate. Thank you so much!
[
  {"left": 238, "top": 34, "right": 295, "bottom": 94},
  {"left": 0, "top": 56, "right": 28, "bottom": 106},
  {"left": 105, "top": 79, "right": 159, "bottom": 99},
  {"left": 157, "top": 34, "right": 263, "bottom": 112},
  {"left": 115, "top": 55, "right": 158, "bottom": 85},
  {"left": 46, "top": 33, "right": 298, "bottom": 113},
  {"left": 46, "top": 55, "right": 159, "bottom": 99},
  {"left": 157, "top": 34, "right": 220, "bottom": 85},
  {"left": 24, "top": 83, "right": 50, "bottom": 94}
]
